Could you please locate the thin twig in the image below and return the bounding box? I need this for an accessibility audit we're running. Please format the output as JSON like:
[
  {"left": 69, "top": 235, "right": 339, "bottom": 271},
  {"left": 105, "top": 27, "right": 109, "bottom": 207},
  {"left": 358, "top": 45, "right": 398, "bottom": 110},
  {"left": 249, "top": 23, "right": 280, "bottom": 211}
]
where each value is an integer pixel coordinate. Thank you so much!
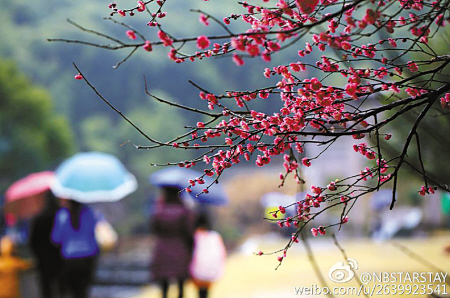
[
  {"left": 391, "top": 242, "right": 450, "bottom": 286},
  {"left": 73, "top": 63, "right": 167, "bottom": 146},
  {"left": 331, "top": 234, "right": 369, "bottom": 298},
  {"left": 301, "top": 232, "right": 335, "bottom": 297}
]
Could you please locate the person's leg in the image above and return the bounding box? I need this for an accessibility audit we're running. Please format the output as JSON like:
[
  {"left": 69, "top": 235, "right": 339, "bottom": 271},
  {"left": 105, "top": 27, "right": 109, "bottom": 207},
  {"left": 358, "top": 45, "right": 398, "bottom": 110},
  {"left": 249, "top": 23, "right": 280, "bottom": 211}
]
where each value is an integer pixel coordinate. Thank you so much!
[
  {"left": 73, "top": 268, "right": 90, "bottom": 298},
  {"left": 58, "top": 278, "right": 68, "bottom": 298},
  {"left": 81, "top": 256, "right": 98, "bottom": 298},
  {"left": 59, "top": 260, "right": 71, "bottom": 298},
  {"left": 65, "top": 260, "right": 84, "bottom": 298},
  {"left": 64, "top": 274, "right": 79, "bottom": 298},
  {"left": 38, "top": 271, "right": 52, "bottom": 298},
  {"left": 72, "top": 271, "right": 85, "bottom": 298},
  {"left": 199, "top": 287, "right": 208, "bottom": 298},
  {"left": 49, "top": 274, "right": 61, "bottom": 298},
  {"left": 73, "top": 256, "right": 97, "bottom": 298},
  {"left": 177, "top": 279, "right": 185, "bottom": 298},
  {"left": 160, "top": 280, "right": 169, "bottom": 298}
]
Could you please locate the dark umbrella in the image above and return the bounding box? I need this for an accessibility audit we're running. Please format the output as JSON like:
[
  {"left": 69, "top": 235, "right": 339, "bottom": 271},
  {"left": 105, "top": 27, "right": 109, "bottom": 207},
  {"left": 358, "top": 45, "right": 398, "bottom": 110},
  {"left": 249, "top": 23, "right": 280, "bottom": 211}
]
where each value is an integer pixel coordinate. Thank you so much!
[{"left": 149, "top": 167, "right": 228, "bottom": 205}]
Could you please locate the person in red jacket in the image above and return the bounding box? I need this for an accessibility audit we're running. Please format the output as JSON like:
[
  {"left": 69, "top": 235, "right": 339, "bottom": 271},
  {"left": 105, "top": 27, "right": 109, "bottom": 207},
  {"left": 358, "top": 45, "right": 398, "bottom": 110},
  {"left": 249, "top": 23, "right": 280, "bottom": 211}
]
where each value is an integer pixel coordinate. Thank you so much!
[{"left": 150, "top": 186, "right": 194, "bottom": 298}]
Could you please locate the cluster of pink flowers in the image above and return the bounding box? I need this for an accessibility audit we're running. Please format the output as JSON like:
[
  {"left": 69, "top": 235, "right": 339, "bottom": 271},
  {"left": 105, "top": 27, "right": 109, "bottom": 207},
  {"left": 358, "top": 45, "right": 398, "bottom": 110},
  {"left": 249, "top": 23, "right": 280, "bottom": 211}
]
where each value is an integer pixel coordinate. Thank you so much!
[
  {"left": 311, "top": 226, "right": 326, "bottom": 237},
  {"left": 126, "top": 30, "right": 137, "bottom": 40},
  {"left": 440, "top": 93, "right": 450, "bottom": 110},
  {"left": 92, "top": 0, "right": 450, "bottom": 259},
  {"left": 353, "top": 143, "right": 376, "bottom": 160},
  {"left": 419, "top": 186, "right": 436, "bottom": 196},
  {"left": 295, "top": 0, "right": 319, "bottom": 14},
  {"left": 157, "top": 30, "right": 173, "bottom": 46},
  {"left": 199, "top": 13, "right": 209, "bottom": 26},
  {"left": 143, "top": 41, "right": 153, "bottom": 52},
  {"left": 196, "top": 36, "right": 211, "bottom": 50}
]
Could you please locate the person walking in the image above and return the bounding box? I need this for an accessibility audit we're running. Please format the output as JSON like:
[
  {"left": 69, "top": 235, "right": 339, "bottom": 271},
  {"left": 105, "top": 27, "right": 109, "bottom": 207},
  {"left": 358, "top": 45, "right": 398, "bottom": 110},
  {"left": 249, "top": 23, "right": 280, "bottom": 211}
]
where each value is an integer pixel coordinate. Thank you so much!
[
  {"left": 29, "top": 191, "right": 63, "bottom": 298},
  {"left": 51, "top": 200, "right": 99, "bottom": 298},
  {"left": 0, "top": 236, "right": 32, "bottom": 298},
  {"left": 150, "top": 186, "right": 194, "bottom": 298},
  {"left": 189, "top": 212, "right": 226, "bottom": 298}
]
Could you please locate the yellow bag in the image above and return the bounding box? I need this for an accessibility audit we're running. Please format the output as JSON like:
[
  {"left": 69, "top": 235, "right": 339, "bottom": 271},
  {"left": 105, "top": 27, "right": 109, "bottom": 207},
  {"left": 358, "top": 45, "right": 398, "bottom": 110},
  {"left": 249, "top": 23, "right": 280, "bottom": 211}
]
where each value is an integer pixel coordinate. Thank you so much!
[{"left": 95, "top": 220, "right": 118, "bottom": 253}]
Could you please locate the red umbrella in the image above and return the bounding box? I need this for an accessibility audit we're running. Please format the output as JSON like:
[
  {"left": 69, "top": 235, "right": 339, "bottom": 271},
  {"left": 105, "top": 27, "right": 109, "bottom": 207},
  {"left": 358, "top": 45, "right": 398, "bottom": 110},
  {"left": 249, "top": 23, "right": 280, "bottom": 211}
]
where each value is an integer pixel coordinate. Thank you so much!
[{"left": 4, "top": 171, "right": 55, "bottom": 221}]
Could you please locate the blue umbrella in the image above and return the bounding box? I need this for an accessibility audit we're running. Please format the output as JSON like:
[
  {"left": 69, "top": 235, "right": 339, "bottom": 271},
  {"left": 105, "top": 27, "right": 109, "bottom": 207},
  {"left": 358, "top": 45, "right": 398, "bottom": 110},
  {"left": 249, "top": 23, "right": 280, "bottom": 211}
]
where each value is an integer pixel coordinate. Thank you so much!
[
  {"left": 51, "top": 152, "right": 138, "bottom": 203},
  {"left": 149, "top": 167, "right": 228, "bottom": 205}
]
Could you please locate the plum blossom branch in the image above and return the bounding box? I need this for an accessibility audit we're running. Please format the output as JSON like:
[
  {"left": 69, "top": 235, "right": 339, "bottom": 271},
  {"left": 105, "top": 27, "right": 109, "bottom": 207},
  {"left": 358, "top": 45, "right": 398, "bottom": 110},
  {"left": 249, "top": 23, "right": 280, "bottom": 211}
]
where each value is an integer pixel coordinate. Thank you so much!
[
  {"left": 389, "top": 83, "right": 450, "bottom": 209},
  {"left": 63, "top": 0, "right": 450, "bottom": 263}
]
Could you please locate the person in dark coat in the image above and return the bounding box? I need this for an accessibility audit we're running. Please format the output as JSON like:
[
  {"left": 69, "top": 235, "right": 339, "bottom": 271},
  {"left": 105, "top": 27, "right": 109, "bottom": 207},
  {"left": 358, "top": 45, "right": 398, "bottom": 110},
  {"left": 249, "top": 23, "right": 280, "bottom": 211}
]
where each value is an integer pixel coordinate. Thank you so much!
[
  {"left": 29, "top": 191, "right": 63, "bottom": 298},
  {"left": 150, "top": 186, "right": 194, "bottom": 298}
]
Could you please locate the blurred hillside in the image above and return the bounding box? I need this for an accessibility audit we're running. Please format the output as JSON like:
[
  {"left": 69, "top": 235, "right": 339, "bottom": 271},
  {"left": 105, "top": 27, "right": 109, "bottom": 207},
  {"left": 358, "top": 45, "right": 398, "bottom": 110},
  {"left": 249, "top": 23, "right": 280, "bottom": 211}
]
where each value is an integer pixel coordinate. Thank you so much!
[
  {"left": 0, "top": 0, "right": 293, "bottom": 127},
  {"left": 0, "top": 59, "right": 74, "bottom": 190}
]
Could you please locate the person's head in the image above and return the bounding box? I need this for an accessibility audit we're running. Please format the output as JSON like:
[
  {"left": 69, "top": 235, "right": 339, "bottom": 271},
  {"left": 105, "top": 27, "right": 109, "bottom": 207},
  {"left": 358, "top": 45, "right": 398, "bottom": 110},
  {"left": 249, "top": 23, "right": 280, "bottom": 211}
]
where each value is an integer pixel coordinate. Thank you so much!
[
  {"left": 161, "top": 186, "right": 183, "bottom": 205},
  {"left": 59, "top": 198, "right": 70, "bottom": 208},
  {"left": 195, "top": 212, "right": 212, "bottom": 230},
  {"left": 67, "top": 200, "right": 84, "bottom": 230},
  {"left": 44, "top": 190, "right": 59, "bottom": 212},
  {"left": 67, "top": 199, "right": 82, "bottom": 209},
  {"left": 0, "top": 236, "right": 14, "bottom": 256}
]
